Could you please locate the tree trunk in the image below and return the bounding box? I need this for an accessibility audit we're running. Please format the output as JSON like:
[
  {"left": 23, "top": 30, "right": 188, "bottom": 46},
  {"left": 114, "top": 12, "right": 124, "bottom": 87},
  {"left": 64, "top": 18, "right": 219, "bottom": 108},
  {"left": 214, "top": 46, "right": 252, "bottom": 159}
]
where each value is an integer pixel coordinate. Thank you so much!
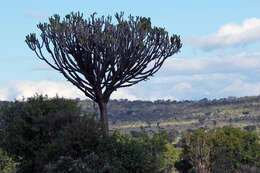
[{"left": 98, "top": 101, "right": 109, "bottom": 136}]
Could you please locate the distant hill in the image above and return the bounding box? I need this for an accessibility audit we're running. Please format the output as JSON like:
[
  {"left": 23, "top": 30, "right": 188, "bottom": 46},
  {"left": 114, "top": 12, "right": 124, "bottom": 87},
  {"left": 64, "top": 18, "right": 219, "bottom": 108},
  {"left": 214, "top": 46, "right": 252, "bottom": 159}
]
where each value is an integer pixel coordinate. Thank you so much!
[{"left": 79, "top": 96, "right": 260, "bottom": 133}]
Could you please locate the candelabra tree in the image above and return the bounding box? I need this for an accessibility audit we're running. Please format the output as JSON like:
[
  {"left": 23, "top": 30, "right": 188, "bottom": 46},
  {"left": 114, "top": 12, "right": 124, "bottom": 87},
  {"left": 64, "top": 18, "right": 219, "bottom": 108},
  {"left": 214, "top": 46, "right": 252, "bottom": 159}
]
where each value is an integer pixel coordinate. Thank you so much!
[{"left": 26, "top": 12, "right": 182, "bottom": 135}]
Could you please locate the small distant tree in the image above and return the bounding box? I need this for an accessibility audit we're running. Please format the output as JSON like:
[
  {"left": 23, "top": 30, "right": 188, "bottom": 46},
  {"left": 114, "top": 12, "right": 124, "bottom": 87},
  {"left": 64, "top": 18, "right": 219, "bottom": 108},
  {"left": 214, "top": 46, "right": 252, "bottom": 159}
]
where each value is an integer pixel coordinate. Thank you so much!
[
  {"left": 182, "top": 128, "right": 212, "bottom": 173},
  {"left": 180, "top": 127, "right": 260, "bottom": 173},
  {"left": 25, "top": 12, "right": 182, "bottom": 135}
]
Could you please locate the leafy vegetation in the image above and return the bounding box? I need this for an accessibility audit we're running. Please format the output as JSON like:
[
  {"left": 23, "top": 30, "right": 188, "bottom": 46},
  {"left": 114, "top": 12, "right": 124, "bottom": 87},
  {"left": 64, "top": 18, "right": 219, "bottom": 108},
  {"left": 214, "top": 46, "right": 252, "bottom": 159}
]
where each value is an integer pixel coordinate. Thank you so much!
[
  {"left": 178, "top": 127, "right": 260, "bottom": 173},
  {"left": 0, "top": 95, "right": 85, "bottom": 172},
  {"left": 105, "top": 130, "right": 180, "bottom": 173}
]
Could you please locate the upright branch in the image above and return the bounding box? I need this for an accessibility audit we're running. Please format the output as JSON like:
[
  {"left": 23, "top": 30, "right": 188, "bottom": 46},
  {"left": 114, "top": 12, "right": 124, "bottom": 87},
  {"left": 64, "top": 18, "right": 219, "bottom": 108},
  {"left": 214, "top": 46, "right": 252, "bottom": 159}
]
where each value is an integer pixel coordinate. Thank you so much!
[{"left": 26, "top": 12, "right": 182, "bottom": 135}]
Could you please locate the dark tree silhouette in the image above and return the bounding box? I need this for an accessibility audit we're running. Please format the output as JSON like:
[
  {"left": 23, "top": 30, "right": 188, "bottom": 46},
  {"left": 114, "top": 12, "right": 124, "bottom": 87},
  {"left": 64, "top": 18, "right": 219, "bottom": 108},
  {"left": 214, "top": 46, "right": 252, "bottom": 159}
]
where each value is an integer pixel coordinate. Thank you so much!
[{"left": 25, "top": 12, "right": 182, "bottom": 135}]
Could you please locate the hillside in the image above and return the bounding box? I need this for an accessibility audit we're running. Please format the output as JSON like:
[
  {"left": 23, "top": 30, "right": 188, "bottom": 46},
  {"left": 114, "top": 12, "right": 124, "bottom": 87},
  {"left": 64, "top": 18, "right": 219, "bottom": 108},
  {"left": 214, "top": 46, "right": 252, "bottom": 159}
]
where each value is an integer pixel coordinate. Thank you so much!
[{"left": 79, "top": 96, "right": 260, "bottom": 133}]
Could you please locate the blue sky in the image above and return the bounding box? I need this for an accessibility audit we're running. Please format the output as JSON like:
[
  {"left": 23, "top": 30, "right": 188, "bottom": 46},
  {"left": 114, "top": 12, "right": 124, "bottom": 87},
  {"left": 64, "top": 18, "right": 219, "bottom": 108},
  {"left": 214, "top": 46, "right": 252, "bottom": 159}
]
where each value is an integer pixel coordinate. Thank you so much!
[{"left": 1, "top": 0, "right": 260, "bottom": 101}]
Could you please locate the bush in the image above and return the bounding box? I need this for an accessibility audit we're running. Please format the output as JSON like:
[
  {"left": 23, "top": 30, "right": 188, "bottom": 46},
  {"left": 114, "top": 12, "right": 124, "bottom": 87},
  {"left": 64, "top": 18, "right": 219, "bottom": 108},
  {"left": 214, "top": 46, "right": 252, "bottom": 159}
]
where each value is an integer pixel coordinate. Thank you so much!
[
  {"left": 103, "top": 130, "right": 180, "bottom": 173},
  {"left": 0, "top": 95, "right": 83, "bottom": 173},
  {"left": 44, "top": 129, "right": 180, "bottom": 173},
  {"left": 44, "top": 130, "right": 180, "bottom": 173},
  {"left": 46, "top": 114, "right": 104, "bottom": 161}
]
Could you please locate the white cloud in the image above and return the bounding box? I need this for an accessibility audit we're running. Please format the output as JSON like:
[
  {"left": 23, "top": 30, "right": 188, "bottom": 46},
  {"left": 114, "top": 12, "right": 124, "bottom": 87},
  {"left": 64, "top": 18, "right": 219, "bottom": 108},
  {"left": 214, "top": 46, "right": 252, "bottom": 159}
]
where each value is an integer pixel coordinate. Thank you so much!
[
  {"left": 0, "top": 80, "right": 85, "bottom": 101},
  {"left": 148, "top": 73, "right": 260, "bottom": 100},
  {"left": 0, "top": 88, "right": 9, "bottom": 101},
  {"left": 219, "top": 79, "right": 260, "bottom": 97},
  {"left": 148, "top": 51, "right": 260, "bottom": 100},
  {"left": 0, "top": 80, "right": 140, "bottom": 101},
  {"left": 1, "top": 75, "right": 260, "bottom": 102},
  {"left": 110, "top": 88, "right": 139, "bottom": 101},
  {"left": 185, "top": 18, "right": 260, "bottom": 50},
  {"left": 26, "top": 11, "right": 48, "bottom": 19},
  {"left": 172, "top": 82, "right": 192, "bottom": 92},
  {"left": 149, "top": 95, "right": 178, "bottom": 101},
  {"left": 160, "top": 52, "right": 260, "bottom": 75}
]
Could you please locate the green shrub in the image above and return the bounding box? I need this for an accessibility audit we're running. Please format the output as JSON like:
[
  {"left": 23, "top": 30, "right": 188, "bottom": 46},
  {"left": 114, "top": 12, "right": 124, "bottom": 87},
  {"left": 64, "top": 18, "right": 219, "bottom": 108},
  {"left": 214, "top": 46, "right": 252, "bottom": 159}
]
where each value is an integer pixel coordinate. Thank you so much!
[
  {"left": 44, "top": 129, "right": 180, "bottom": 173},
  {"left": 103, "top": 130, "right": 180, "bottom": 173},
  {"left": 0, "top": 95, "right": 83, "bottom": 173},
  {"left": 46, "top": 114, "right": 104, "bottom": 161}
]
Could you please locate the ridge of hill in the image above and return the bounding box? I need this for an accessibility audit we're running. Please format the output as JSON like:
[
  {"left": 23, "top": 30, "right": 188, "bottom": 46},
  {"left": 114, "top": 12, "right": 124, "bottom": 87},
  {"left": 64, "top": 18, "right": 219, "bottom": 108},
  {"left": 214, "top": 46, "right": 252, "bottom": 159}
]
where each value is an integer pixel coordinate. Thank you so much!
[{"left": 79, "top": 95, "right": 260, "bottom": 133}]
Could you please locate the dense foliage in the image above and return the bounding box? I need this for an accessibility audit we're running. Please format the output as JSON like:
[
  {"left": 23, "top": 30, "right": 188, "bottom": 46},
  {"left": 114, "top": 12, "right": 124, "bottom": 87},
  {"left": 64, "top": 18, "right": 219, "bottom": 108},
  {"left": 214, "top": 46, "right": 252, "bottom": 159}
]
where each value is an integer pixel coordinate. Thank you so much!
[
  {"left": 104, "top": 130, "right": 180, "bottom": 173},
  {"left": 45, "top": 130, "right": 179, "bottom": 173},
  {"left": 0, "top": 95, "right": 84, "bottom": 173}
]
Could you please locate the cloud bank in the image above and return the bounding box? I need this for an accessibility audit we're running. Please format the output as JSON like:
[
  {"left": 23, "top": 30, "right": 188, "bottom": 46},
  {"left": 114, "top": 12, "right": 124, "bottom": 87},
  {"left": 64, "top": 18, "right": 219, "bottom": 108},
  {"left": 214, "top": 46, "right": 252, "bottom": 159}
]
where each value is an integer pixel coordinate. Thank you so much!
[
  {"left": 0, "top": 80, "right": 84, "bottom": 101},
  {"left": 185, "top": 18, "right": 260, "bottom": 51},
  {"left": 161, "top": 52, "right": 260, "bottom": 75},
  {"left": 149, "top": 51, "right": 260, "bottom": 100},
  {"left": 0, "top": 80, "right": 138, "bottom": 101},
  {"left": 1, "top": 52, "right": 260, "bottom": 101}
]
